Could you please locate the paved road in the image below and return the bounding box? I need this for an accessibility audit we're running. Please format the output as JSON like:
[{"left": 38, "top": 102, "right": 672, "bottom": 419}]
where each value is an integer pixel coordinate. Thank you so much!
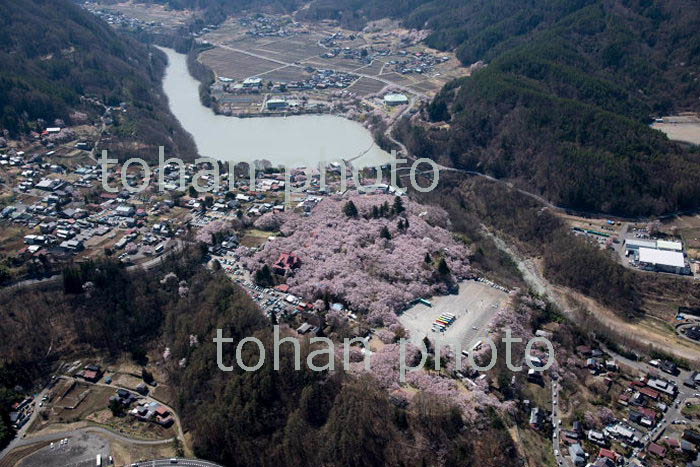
[
  {"left": 87, "top": 378, "right": 187, "bottom": 446},
  {"left": 551, "top": 380, "right": 571, "bottom": 467},
  {"left": 484, "top": 228, "right": 698, "bottom": 465},
  {"left": 135, "top": 458, "right": 222, "bottom": 467}
]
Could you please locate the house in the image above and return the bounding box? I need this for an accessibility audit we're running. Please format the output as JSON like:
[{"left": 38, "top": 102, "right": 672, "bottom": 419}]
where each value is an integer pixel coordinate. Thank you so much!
[
  {"left": 383, "top": 93, "right": 409, "bottom": 106},
  {"left": 80, "top": 365, "right": 102, "bottom": 383},
  {"left": 115, "top": 205, "right": 135, "bottom": 217},
  {"left": 588, "top": 429, "right": 607, "bottom": 446},
  {"left": 598, "top": 448, "right": 621, "bottom": 464},
  {"left": 646, "top": 378, "right": 677, "bottom": 396},
  {"left": 639, "top": 387, "right": 660, "bottom": 400},
  {"left": 569, "top": 444, "right": 586, "bottom": 466},
  {"left": 273, "top": 252, "right": 301, "bottom": 276},
  {"left": 628, "top": 409, "right": 643, "bottom": 424},
  {"left": 296, "top": 322, "right": 318, "bottom": 335},
  {"left": 529, "top": 407, "right": 544, "bottom": 429},
  {"left": 527, "top": 368, "right": 543, "bottom": 383},
  {"left": 638, "top": 407, "right": 658, "bottom": 422},
  {"left": 35, "top": 178, "right": 64, "bottom": 192},
  {"left": 660, "top": 360, "right": 679, "bottom": 376},
  {"left": 591, "top": 459, "right": 616, "bottom": 467},
  {"left": 647, "top": 442, "right": 666, "bottom": 458},
  {"left": 683, "top": 429, "right": 700, "bottom": 445},
  {"left": 156, "top": 415, "right": 174, "bottom": 427},
  {"left": 680, "top": 440, "right": 697, "bottom": 453}
]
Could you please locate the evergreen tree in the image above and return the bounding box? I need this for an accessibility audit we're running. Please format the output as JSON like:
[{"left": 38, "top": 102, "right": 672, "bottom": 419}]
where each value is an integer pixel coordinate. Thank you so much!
[
  {"left": 380, "top": 226, "right": 392, "bottom": 240},
  {"left": 437, "top": 258, "right": 451, "bottom": 276},
  {"left": 392, "top": 196, "right": 405, "bottom": 214},
  {"left": 343, "top": 200, "right": 359, "bottom": 218},
  {"left": 380, "top": 201, "right": 390, "bottom": 217},
  {"left": 108, "top": 398, "right": 124, "bottom": 417},
  {"left": 255, "top": 265, "right": 274, "bottom": 287}
]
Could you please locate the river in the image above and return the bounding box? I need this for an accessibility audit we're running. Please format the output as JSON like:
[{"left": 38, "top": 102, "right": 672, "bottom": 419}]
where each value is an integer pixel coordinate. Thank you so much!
[{"left": 158, "top": 47, "right": 392, "bottom": 168}]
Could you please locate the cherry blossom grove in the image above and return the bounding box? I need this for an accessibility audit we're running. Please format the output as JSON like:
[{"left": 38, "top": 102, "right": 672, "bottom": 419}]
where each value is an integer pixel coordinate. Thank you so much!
[{"left": 238, "top": 194, "right": 473, "bottom": 323}]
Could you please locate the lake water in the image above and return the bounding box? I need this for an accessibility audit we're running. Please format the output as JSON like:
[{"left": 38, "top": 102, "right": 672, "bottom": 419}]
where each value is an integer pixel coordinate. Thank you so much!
[{"left": 158, "top": 47, "right": 392, "bottom": 168}]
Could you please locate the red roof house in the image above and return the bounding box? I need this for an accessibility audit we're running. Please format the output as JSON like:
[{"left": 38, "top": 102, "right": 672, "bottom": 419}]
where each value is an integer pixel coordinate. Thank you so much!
[
  {"left": 639, "top": 387, "right": 660, "bottom": 400},
  {"left": 648, "top": 443, "right": 667, "bottom": 458},
  {"left": 598, "top": 448, "right": 621, "bottom": 462}
]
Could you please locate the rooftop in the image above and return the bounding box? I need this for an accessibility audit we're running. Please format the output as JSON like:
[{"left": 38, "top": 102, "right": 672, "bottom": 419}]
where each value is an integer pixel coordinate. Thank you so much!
[{"left": 638, "top": 247, "right": 684, "bottom": 268}]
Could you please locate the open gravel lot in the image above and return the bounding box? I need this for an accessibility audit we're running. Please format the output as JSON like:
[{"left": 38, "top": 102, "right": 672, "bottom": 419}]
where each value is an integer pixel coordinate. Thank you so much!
[{"left": 399, "top": 280, "right": 509, "bottom": 351}]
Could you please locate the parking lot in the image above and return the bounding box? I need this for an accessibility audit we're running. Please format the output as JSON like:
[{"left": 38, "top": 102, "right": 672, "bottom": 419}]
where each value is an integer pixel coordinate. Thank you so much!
[
  {"left": 399, "top": 280, "right": 509, "bottom": 352},
  {"left": 19, "top": 432, "right": 111, "bottom": 467}
]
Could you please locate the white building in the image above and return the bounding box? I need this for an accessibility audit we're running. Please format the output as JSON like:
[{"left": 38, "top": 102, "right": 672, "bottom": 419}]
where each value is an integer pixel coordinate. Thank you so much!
[
  {"left": 624, "top": 239, "right": 656, "bottom": 252},
  {"left": 638, "top": 248, "right": 685, "bottom": 274},
  {"left": 656, "top": 239, "right": 683, "bottom": 252},
  {"left": 384, "top": 93, "right": 409, "bottom": 106}
]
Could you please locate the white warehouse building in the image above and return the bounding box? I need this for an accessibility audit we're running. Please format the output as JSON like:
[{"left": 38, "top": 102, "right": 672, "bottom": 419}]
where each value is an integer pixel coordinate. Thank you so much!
[{"left": 638, "top": 248, "right": 685, "bottom": 274}]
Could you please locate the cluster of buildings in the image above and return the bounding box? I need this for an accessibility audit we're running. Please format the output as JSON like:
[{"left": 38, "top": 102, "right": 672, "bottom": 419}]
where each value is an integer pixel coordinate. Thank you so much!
[
  {"left": 127, "top": 399, "right": 174, "bottom": 428},
  {"left": 83, "top": 3, "right": 166, "bottom": 33},
  {"left": 548, "top": 345, "right": 700, "bottom": 465},
  {"left": 297, "top": 67, "right": 359, "bottom": 90},
  {"left": 239, "top": 14, "right": 300, "bottom": 38},
  {"left": 318, "top": 36, "right": 450, "bottom": 76},
  {"left": 387, "top": 51, "right": 450, "bottom": 75},
  {"left": 8, "top": 395, "right": 35, "bottom": 431},
  {"left": 224, "top": 68, "right": 359, "bottom": 95},
  {"left": 624, "top": 238, "right": 690, "bottom": 275},
  {"left": 2, "top": 135, "right": 360, "bottom": 283}
]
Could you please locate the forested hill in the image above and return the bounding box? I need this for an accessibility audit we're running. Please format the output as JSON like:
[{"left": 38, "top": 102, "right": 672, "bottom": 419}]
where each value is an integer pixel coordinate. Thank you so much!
[
  {"left": 148, "top": 0, "right": 303, "bottom": 23},
  {"left": 0, "top": 0, "right": 195, "bottom": 160},
  {"left": 303, "top": 0, "right": 700, "bottom": 216}
]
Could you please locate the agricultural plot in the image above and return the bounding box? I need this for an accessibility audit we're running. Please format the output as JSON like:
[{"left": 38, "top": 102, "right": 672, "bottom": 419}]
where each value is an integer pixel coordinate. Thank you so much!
[
  {"left": 376, "top": 72, "right": 414, "bottom": 85},
  {"left": 352, "top": 59, "right": 386, "bottom": 76},
  {"left": 258, "top": 65, "right": 311, "bottom": 82},
  {"left": 409, "top": 82, "right": 440, "bottom": 93},
  {"left": 347, "top": 77, "right": 387, "bottom": 96},
  {"left": 200, "top": 48, "right": 281, "bottom": 79},
  {"left": 251, "top": 36, "right": 327, "bottom": 63}
]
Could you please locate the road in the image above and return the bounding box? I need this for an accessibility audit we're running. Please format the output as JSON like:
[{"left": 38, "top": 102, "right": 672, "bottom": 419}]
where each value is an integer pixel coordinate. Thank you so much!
[
  {"left": 2, "top": 239, "right": 185, "bottom": 292},
  {"left": 483, "top": 228, "right": 698, "bottom": 465},
  {"left": 134, "top": 458, "right": 222, "bottom": 467},
  {"left": 87, "top": 378, "right": 187, "bottom": 447},
  {"left": 0, "top": 372, "right": 188, "bottom": 464},
  {"left": 551, "top": 379, "right": 571, "bottom": 466},
  {"left": 208, "top": 41, "right": 428, "bottom": 99},
  {"left": 0, "top": 425, "right": 175, "bottom": 464}
]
